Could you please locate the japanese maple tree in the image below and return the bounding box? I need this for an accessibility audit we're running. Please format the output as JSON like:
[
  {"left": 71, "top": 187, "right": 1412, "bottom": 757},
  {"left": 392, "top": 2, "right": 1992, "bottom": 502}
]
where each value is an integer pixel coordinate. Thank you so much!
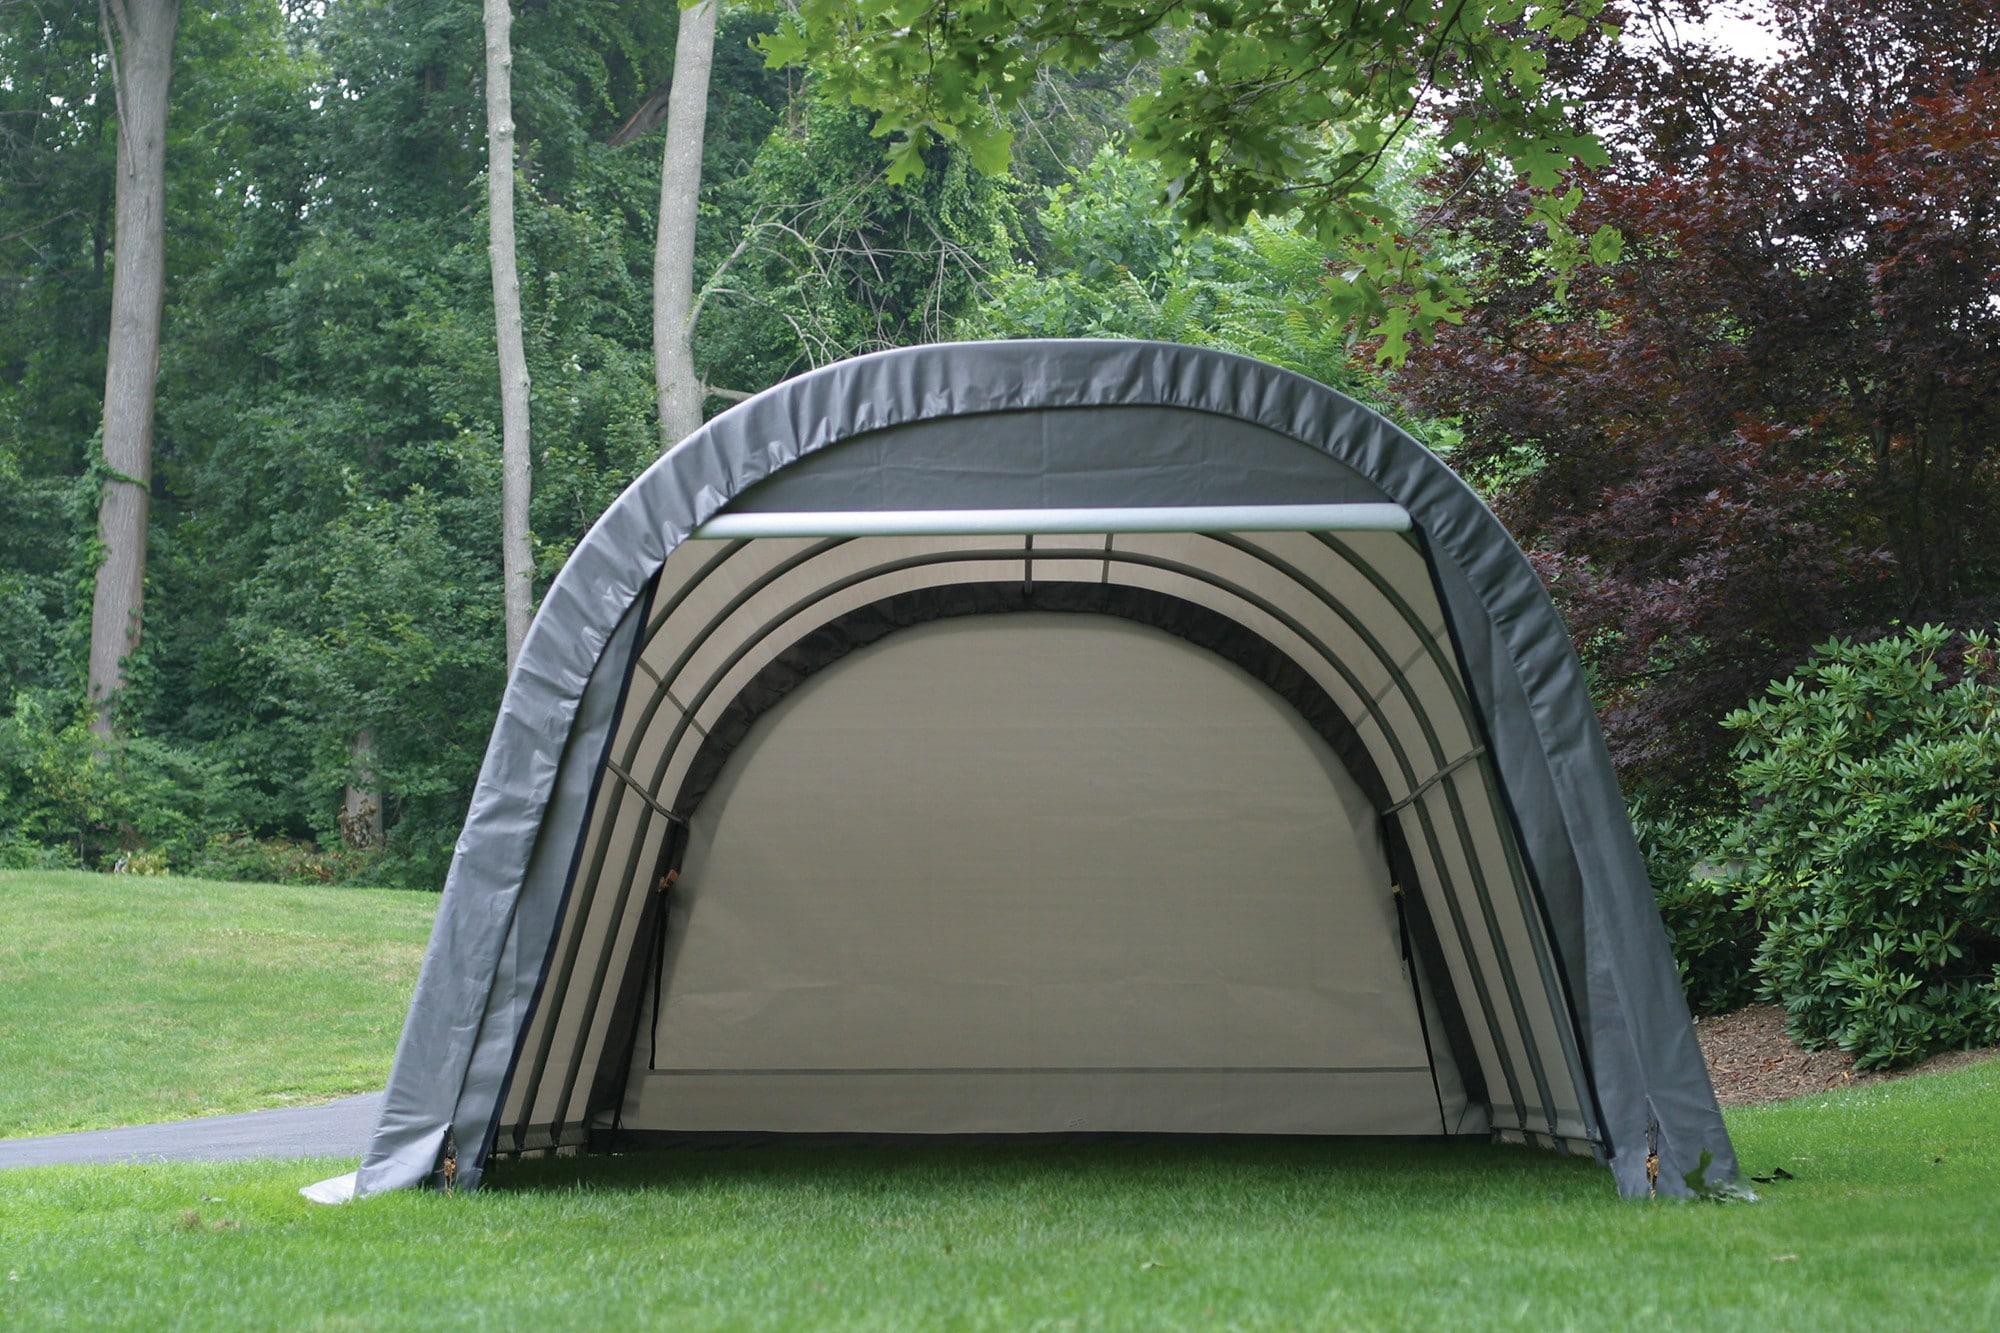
[{"left": 1399, "top": 0, "right": 2000, "bottom": 785}]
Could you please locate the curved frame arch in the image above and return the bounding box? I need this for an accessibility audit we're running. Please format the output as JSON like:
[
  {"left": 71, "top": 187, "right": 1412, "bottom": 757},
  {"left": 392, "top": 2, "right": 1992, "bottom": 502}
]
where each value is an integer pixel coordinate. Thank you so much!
[
  {"left": 508, "top": 537, "right": 1561, "bottom": 1148},
  {"left": 350, "top": 340, "right": 1732, "bottom": 1202}
]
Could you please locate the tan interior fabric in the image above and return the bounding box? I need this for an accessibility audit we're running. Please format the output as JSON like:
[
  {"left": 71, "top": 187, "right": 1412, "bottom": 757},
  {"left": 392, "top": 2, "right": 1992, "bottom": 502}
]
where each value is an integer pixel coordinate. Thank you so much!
[
  {"left": 503, "top": 529, "right": 1594, "bottom": 1147},
  {"left": 621, "top": 614, "right": 1447, "bottom": 1135}
]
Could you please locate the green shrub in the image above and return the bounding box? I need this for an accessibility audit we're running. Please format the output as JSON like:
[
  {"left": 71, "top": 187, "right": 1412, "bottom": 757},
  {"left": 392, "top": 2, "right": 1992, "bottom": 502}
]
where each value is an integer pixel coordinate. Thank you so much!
[
  {"left": 185, "top": 831, "right": 370, "bottom": 886},
  {"left": 1719, "top": 626, "right": 2000, "bottom": 1069},
  {"left": 0, "top": 692, "right": 412, "bottom": 886},
  {"left": 0, "top": 695, "right": 123, "bottom": 866},
  {"left": 0, "top": 693, "right": 243, "bottom": 872},
  {"left": 1631, "top": 794, "right": 1758, "bottom": 1014}
]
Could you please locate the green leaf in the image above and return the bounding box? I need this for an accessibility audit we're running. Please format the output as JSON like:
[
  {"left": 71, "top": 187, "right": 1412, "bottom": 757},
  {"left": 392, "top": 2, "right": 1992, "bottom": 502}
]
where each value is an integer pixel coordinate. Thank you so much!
[
  {"left": 1517, "top": 141, "right": 1570, "bottom": 191},
  {"left": 884, "top": 133, "right": 928, "bottom": 185},
  {"left": 965, "top": 120, "right": 1013, "bottom": 177},
  {"left": 1588, "top": 224, "right": 1624, "bottom": 266},
  {"left": 1373, "top": 305, "right": 1413, "bottom": 367},
  {"left": 754, "top": 26, "right": 808, "bottom": 70}
]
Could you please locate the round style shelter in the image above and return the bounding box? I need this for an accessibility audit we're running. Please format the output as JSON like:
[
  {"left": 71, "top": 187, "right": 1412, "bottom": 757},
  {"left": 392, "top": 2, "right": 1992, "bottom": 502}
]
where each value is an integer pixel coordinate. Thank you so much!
[{"left": 314, "top": 340, "right": 1733, "bottom": 1203}]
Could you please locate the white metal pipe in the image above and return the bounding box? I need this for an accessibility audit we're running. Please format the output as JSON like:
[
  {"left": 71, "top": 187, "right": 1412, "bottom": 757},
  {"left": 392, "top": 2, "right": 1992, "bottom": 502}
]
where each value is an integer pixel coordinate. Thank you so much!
[{"left": 691, "top": 503, "right": 1411, "bottom": 540}]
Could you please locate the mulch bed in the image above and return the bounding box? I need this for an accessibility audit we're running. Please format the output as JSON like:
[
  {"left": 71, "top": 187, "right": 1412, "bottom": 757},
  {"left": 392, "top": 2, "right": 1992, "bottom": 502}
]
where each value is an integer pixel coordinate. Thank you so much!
[{"left": 1697, "top": 1003, "right": 1999, "bottom": 1106}]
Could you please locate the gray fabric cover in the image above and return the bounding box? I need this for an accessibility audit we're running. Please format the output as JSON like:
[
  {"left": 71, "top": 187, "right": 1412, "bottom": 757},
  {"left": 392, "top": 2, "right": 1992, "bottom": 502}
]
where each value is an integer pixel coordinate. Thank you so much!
[{"left": 351, "top": 339, "right": 1733, "bottom": 1199}]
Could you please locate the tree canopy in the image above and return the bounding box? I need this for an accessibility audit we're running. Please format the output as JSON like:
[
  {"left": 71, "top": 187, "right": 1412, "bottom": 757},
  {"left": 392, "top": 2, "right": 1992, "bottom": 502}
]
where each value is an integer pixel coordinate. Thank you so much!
[
  {"left": 0, "top": 0, "right": 1992, "bottom": 886},
  {"left": 760, "top": 0, "right": 1618, "bottom": 356},
  {"left": 1397, "top": 0, "right": 2000, "bottom": 782}
]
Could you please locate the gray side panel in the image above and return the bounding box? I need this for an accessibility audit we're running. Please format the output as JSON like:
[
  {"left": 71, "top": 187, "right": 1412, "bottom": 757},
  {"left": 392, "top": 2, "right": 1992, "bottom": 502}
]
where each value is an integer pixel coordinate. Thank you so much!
[
  {"left": 729, "top": 406, "right": 1391, "bottom": 511},
  {"left": 358, "top": 339, "right": 1731, "bottom": 1200},
  {"left": 355, "top": 599, "right": 643, "bottom": 1194}
]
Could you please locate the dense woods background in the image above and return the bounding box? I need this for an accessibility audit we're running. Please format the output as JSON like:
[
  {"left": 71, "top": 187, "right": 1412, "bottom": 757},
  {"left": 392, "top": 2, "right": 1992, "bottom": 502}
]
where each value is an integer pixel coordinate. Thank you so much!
[{"left": 1, "top": 0, "right": 1995, "bottom": 1062}]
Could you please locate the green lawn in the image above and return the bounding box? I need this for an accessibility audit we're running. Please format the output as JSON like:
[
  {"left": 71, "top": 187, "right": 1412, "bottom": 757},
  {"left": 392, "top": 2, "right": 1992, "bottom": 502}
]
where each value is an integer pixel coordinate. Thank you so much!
[
  {"left": 0, "top": 870, "right": 435, "bottom": 1137},
  {"left": 2, "top": 871, "right": 1997, "bottom": 1329},
  {"left": 2, "top": 1063, "right": 1996, "bottom": 1329}
]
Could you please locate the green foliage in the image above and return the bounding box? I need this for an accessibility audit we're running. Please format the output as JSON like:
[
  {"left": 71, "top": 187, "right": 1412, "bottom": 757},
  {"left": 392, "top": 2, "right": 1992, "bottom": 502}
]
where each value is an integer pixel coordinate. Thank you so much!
[
  {"left": 181, "top": 834, "right": 372, "bottom": 889},
  {"left": 1720, "top": 627, "right": 2000, "bottom": 1069},
  {"left": 1629, "top": 794, "right": 1757, "bottom": 1015},
  {"left": 757, "top": 0, "right": 1613, "bottom": 359},
  {"left": 696, "top": 98, "right": 1018, "bottom": 388},
  {"left": 0, "top": 696, "right": 241, "bottom": 873},
  {"left": 0, "top": 454, "right": 89, "bottom": 701},
  {"left": 967, "top": 148, "right": 1391, "bottom": 405},
  {"left": 101, "top": 0, "right": 688, "bottom": 883},
  {"left": 3, "top": 0, "right": 982, "bottom": 885},
  {"left": 230, "top": 493, "right": 506, "bottom": 888}
]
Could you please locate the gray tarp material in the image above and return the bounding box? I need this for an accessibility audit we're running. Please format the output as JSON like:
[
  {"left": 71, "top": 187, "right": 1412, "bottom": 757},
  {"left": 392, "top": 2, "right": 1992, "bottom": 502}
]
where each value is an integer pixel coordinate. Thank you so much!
[{"left": 337, "top": 340, "right": 1733, "bottom": 1202}]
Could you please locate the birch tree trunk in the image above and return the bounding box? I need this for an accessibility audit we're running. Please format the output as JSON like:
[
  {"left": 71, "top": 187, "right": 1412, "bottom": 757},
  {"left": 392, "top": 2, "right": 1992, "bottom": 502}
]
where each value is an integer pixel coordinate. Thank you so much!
[
  {"left": 87, "top": 0, "right": 179, "bottom": 737},
  {"left": 484, "top": 0, "right": 534, "bottom": 669},
  {"left": 652, "top": 0, "right": 718, "bottom": 450}
]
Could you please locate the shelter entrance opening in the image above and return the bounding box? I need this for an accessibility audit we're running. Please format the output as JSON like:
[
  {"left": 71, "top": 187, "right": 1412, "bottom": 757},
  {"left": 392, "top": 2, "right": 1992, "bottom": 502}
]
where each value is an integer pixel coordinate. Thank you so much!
[{"left": 498, "top": 506, "right": 1591, "bottom": 1160}]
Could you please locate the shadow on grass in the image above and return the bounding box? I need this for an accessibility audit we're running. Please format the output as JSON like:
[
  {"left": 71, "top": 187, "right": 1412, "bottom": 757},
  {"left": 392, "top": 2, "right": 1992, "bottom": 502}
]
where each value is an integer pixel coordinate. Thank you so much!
[{"left": 482, "top": 1134, "right": 1614, "bottom": 1205}]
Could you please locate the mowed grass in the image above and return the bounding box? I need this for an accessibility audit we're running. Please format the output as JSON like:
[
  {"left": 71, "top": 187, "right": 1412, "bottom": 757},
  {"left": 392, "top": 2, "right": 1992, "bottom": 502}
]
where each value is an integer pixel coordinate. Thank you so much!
[
  {"left": 2, "top": 871, "right": 1997, "bottom": 1329},
  {"left": 0, "top": 870, "right": 435, "bottom": 1136},
  {"left": 2, "top": 1062, "right": 1998, "bottom": 1329}
]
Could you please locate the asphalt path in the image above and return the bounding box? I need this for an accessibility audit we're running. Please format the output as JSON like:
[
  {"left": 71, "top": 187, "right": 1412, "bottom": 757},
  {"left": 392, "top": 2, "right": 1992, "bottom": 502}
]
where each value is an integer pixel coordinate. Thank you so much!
[{"left": 0, "top": 1092, "right": 380, "bottom": 1168}]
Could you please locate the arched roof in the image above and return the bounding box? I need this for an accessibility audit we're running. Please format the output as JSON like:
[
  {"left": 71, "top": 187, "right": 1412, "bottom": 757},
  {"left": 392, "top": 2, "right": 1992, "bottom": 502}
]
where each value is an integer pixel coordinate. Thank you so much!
[{"left": 348, "top": 340, "right": 1732, "bottom": 1202}]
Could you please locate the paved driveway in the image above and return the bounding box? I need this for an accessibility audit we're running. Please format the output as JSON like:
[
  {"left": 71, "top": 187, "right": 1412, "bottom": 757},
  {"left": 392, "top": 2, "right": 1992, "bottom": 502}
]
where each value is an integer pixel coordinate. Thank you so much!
[{"left": 0, "top": 1092, "right": 381, "bottom": 1168}]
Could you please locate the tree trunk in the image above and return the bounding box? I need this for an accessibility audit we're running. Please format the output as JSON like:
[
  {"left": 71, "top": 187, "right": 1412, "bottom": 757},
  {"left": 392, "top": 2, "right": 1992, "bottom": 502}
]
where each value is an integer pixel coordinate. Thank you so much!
[
  {"left": 339, "top": 729, "right": 384, "bottom": 851},
  {"left": 652, "top": 0, "right": 718, "bottom": 450},
  {"left": 87, "top": 0, "right": 179, "bottom": 737},
  {"left": 484, "top": 0, "right": 534, "bottom": 669}
]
